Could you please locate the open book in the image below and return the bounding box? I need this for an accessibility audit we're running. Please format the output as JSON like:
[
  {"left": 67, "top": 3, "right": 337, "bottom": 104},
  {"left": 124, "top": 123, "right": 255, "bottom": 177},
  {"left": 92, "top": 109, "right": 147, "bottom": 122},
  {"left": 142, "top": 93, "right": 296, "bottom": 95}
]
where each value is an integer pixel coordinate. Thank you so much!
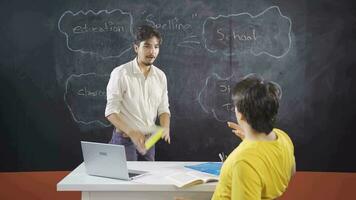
[{"left": 165, "top": 171, "right": 219, "bottom": 188}]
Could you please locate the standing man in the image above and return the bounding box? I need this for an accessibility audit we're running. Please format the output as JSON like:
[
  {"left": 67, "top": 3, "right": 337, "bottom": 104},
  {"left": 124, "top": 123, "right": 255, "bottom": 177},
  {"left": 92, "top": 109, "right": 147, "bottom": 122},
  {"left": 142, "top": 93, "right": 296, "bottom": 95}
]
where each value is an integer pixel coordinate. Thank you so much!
[{"left": 105, "top": 25, "right": 170, "bottom": 161}]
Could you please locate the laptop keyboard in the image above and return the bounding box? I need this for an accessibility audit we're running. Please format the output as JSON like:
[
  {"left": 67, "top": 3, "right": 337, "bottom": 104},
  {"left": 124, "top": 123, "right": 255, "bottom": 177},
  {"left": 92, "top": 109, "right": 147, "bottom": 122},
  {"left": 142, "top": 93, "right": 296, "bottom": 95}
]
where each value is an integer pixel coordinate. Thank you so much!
[{"left": 128, "top": 172, "right": 140, "bottom": 178}]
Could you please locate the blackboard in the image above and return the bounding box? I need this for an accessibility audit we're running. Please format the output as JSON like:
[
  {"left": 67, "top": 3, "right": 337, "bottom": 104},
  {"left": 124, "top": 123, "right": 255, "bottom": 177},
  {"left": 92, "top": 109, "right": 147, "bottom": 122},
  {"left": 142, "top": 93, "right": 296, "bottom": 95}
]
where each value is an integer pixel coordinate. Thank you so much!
[{"left": 1, "top": 0, "right": 356, "bottom": 172}]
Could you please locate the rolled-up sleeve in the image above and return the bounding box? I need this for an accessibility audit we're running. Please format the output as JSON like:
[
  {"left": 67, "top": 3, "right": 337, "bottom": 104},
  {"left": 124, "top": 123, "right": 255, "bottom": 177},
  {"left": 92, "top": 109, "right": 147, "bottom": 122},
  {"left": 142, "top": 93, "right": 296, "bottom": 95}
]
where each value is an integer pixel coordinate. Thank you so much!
[
  {"left": 105, "top": 69, "right": 124, "bottom": 117},
  {"left": 157, "top": 74, "right": 170, "bottom": 116}
]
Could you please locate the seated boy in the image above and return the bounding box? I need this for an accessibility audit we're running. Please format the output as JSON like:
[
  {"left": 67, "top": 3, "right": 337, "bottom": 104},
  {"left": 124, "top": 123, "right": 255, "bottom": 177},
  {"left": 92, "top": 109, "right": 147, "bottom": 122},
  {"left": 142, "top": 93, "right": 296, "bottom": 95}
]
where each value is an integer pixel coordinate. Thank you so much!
[{"left": 212, "top": 74, "right": 296, "bottom": 200}]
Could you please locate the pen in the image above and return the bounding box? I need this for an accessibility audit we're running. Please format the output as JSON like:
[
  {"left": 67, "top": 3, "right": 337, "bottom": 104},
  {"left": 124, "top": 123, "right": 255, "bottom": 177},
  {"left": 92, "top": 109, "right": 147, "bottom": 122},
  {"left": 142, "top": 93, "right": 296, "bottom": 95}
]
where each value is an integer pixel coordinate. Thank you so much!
[
  {"left": 219, "top": 153, "right": 224, "bottom": 162},
  {"left": 222, "top": 152, "right": 227, "bottom": 161},
  {"left": 219, "top": 152, "right": 228, "bottom": 162}
]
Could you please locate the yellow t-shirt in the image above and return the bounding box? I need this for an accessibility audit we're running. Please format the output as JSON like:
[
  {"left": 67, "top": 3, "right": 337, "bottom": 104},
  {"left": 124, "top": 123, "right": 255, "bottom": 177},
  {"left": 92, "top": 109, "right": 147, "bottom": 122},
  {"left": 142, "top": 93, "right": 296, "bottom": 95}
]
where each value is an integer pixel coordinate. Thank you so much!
[{"left": 212, "top": 128, "right": 295, "bottom": 200}]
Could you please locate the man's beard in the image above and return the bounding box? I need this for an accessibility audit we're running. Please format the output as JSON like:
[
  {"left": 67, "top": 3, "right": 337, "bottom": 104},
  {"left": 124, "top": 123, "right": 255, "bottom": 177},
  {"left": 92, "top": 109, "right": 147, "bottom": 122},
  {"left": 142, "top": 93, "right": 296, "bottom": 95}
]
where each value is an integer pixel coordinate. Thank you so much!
[
  {"left": 143, "top": 61, "right": 152, "bottom": 66},
  {"left": 143, "top": 58, "right": 155, "bottom": 66}
]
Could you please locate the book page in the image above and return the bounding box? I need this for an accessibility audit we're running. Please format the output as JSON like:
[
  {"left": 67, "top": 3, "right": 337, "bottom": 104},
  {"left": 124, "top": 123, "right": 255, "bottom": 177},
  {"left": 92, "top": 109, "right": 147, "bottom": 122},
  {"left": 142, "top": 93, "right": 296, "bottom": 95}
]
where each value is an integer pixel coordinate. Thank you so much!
[
  {"left": 187, "top": 171, "right": 219, "bottom": 183},
  {"left": 166, "top": 172, "right": 203, "bottom": 188}
]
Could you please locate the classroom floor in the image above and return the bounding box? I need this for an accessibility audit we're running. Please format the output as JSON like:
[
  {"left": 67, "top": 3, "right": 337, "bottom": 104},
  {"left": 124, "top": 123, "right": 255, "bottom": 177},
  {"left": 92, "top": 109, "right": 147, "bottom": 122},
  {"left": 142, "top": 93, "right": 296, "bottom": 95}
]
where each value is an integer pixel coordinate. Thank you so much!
[{"left": 0, "top": 171, "right": 355, "bottom": 200}]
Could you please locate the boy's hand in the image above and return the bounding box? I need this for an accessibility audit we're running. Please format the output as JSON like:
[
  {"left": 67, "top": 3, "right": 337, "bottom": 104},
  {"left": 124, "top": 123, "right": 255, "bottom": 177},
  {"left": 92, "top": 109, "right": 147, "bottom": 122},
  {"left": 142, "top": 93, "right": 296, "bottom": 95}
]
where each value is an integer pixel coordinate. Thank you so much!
[{"left": 227, "top": 122, "right": 245, "bottom": 140}]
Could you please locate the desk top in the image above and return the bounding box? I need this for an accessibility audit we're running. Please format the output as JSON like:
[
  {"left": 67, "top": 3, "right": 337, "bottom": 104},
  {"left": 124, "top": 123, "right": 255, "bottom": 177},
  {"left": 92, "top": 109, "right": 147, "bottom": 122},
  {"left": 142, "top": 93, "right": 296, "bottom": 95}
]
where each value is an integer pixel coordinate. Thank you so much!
[{"left": 57, "top": 162, "right": 217, "bottom": 192}]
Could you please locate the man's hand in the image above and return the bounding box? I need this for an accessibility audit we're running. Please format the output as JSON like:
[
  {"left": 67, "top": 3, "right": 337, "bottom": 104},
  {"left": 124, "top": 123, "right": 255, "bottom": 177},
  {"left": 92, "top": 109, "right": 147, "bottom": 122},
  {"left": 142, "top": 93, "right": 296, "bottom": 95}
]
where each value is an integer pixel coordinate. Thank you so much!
[
  {"left": 159, "top": 113, "right": 171, "bottom": 144},
  {"left": 128, "top": 130, "right": 147, "bottom": 155},
  {"left": 161, "top": 127, "right": 170, "bottom": 144},
  {"left": 227, "top": 122, "right": 245, "bottom": 140}
]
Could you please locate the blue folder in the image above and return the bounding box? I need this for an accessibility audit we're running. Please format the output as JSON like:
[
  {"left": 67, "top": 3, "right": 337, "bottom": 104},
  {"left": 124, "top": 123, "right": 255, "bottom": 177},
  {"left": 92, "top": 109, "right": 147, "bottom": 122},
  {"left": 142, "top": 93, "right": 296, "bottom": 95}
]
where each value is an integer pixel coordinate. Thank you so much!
[{"left": 184, "top": 162, "right": 223, "bottom": 176}]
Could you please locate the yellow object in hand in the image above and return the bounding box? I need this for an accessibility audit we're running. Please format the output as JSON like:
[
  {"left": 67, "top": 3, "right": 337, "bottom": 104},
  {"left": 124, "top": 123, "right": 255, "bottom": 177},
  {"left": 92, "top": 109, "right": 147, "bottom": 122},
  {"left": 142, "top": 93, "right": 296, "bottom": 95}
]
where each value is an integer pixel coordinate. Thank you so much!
[{"left": 145, "top": 127, "right": 164, "bottom": 150}]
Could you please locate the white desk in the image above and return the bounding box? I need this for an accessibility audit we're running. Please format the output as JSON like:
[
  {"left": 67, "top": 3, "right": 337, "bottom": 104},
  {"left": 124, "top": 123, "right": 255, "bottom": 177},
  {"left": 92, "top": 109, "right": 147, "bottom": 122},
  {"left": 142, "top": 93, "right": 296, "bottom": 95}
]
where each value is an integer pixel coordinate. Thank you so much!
[{"left": 57, "top": 162, "right": 217, "bottom": 200}]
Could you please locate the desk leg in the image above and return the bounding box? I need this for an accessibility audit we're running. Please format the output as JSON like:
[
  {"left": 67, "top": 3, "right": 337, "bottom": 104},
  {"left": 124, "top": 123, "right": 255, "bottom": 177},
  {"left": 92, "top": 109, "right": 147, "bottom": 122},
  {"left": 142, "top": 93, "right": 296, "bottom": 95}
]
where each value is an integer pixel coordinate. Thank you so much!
[
  {"left": 82, "top": 192, "right": 90, "bottom": 200},
  {"left": 81, "top": 191, "right": 213, "bottom": 200}
]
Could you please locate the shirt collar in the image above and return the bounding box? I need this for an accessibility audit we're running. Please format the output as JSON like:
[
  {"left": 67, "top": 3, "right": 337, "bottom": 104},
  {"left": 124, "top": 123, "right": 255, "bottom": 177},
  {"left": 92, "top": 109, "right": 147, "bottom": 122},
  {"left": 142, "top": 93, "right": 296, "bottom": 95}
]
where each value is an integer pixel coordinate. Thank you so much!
[{"left": 131, "top": 57, "right": 156, "bottom": 76}]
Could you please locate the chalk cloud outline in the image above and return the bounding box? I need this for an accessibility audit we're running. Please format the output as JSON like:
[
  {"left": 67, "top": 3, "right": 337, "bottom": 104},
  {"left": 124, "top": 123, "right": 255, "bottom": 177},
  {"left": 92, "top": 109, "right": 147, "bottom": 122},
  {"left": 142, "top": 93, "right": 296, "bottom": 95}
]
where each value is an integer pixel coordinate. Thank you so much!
[
  {"left": 64, "top": 72, "right": 111, "bottom": 127},
  {"left": 58, "top": 9, "right": 134, "bottom": 59},
  {"left": 202, "top": 6, "right": 292, "bottom": 58}
]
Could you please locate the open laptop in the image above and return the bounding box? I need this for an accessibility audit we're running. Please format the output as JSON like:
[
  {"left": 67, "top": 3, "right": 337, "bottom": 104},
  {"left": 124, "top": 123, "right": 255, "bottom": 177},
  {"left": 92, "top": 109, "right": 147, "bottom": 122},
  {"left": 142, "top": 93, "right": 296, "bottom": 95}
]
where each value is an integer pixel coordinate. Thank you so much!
[{"left": 81, "top": 141, "right": 147, "bottom": 180}]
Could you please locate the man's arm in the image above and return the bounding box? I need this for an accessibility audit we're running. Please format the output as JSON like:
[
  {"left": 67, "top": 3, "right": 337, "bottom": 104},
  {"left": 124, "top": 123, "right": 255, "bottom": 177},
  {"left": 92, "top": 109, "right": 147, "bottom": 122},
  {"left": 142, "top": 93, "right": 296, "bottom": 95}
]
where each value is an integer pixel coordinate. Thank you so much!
[
  {"left": 157, "top": 73, "right": 171, "bottom": 144},
  {"left": 106, "top": 113, "right": 146, "bottom": 154},
  {"left": 105, "top": 68, "right": 147, "bottom": 154},
  {"left": 159, "top": 112, "right": 170, "bottom": 144}
]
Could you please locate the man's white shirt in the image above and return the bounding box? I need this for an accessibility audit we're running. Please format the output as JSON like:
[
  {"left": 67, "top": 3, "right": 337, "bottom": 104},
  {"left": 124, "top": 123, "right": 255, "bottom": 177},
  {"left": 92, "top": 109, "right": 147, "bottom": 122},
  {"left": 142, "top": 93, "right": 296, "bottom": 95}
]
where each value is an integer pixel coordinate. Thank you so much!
[{"left": 105, "top": 58, "right": 170, "bottom": 134}]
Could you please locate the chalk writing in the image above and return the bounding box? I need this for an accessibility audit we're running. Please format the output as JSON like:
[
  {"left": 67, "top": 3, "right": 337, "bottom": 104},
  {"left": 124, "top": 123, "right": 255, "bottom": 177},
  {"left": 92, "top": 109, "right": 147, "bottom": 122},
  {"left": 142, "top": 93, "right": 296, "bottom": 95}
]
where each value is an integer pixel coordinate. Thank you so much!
[
  {"left": 72, "top": 21, "right": 126, "bottom": 34},
  {"left": 217, "top": 28, "right": 257, "bottom": 42},
  {"left": 77, "top": 87, "right": 106, "bottom": 97},
  {"left": 146, "top": 14, "right": 192, "bottom": 32}
]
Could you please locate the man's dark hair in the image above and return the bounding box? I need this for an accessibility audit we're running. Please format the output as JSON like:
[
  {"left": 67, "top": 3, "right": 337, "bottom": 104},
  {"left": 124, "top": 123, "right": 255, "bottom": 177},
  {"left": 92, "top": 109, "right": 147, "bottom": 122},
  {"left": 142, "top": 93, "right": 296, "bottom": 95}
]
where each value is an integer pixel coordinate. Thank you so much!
[
  {"left": 232, "top": 74, "right": 282, "bottom": 134},
  {"left": 134, "top": 25, "right": 162, "bottom": 45}
]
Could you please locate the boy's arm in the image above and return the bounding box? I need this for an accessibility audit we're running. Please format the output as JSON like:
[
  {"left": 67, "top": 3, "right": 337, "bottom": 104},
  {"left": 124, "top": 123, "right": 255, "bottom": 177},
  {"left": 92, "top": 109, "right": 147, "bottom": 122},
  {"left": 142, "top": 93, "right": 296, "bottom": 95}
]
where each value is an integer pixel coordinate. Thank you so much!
[{"left": 232, "top": 161, "right": 262, "bottom": 200}]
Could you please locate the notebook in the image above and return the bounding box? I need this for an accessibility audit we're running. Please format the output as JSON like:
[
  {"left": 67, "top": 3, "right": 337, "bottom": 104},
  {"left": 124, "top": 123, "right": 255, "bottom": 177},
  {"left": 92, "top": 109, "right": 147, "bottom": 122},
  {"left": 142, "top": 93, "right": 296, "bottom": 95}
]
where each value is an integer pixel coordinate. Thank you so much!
[{"left": 184, "top": 162, "right": 223, "bottom": 176}]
